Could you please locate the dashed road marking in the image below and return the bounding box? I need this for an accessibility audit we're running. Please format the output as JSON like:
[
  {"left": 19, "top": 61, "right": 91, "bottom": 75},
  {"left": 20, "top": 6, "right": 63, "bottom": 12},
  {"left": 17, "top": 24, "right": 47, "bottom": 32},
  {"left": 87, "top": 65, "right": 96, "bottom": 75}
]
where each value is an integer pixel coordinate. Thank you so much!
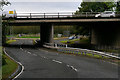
[
  {"left": 67, "top": 65, "right": 78, "bottom": 72},
  {"left": 20, "top": 47, "right": 23, "bottom": 51},
  {"left": 39, "top": 49, "right": 48, "bottom": 52},
  {"left": 70, "top": 66, "right": 78, "bottom": 72},
  {"left": 33, "top": 54, "right": 37, "bottom": 56},
  {"left": 27, "top": 51, "right": 31, "bottom": 54},
  {"left": 52, "top": 60, "right": 62, "bottom": 64},
  {"left": 24, "top": 50, "right": 27, "bottom": 52}
]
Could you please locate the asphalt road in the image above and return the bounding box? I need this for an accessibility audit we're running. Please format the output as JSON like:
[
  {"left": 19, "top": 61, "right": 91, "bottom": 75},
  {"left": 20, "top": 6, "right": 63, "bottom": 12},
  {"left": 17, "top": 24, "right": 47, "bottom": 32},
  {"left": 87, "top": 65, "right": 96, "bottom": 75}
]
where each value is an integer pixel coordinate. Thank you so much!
[{"left": 5, "top": 39, "right": 118, "bottom": 79}]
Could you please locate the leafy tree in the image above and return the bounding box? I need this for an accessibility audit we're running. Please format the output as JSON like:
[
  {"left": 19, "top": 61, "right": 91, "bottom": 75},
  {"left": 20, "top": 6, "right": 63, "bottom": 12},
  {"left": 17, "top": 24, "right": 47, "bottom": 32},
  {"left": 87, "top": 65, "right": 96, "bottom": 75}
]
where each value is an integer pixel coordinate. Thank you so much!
[
  {"left": 74, "top": 1, "right": 115, "bottom": 36},
  {"left": 0, "top": 0, "right": 11, "bottom": 45},
  {"left": 0, "top": 0, "right": 11, "bottom": 10},
  {"left": 76, "top": 2, "right": 115, "bottom": 13},
  {"left": 116, "top": 1, "right": 120, "bottom": 11}
]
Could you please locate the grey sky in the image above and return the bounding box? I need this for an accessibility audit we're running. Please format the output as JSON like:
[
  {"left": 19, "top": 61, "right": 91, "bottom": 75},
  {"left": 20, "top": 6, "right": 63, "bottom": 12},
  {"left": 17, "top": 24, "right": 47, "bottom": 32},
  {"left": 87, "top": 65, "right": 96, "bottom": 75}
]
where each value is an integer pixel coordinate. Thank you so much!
[
  {"left": 8, "top": 0, "right": 82, "bottom": 2},
  {"left": 8, "top": 0, "right": 118, "bottom": 2},
  {"left": 4, "top": 2, "right": 80, "bottom": 13}
]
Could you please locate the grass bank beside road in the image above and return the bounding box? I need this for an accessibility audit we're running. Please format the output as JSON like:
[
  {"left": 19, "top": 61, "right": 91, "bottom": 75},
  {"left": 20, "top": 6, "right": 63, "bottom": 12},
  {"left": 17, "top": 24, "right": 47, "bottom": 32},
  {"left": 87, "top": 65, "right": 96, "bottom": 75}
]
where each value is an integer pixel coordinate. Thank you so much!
[
  {"left": 6, "top": 40, "right": 16, "bottom": 44},
  {"left": 2, "top": 52, "right": 18, "bottom": 79}
]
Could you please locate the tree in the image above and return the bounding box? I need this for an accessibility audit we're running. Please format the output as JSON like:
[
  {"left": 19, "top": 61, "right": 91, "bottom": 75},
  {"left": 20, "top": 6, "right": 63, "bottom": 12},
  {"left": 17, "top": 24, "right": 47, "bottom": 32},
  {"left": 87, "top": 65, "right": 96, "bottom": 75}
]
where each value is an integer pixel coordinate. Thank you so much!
[
  {"left": 0, "top": 0, "right": 11, "bottom": 45},
  {"left": 116, "top": 1, "right": 120, "bottom": 11},
  {"left": 0, "top": 0, "right": 11, "bottom": 10},
  {"left": 76, "top": 2, "right": 115, "bottom": 13},
  {"left": 74, "top": 1, "right": 115, "bottom": 36}
]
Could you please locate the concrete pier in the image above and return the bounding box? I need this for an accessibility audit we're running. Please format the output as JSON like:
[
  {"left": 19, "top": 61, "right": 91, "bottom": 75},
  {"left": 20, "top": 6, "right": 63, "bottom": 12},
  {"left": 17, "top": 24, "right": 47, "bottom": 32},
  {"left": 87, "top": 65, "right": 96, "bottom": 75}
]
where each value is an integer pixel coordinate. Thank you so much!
[
  {"left": 91, "top": 22, "right": 120, "bottom": 49},
  {"left": 40, "top": 23, "right": 54, "bottom": 46}
]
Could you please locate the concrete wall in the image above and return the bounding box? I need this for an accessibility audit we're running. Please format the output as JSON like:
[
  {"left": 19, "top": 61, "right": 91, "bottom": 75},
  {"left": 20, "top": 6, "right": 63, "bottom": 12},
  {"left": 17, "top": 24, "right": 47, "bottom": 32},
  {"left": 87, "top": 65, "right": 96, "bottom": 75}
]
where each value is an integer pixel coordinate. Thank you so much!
[
  {"left": 40, "top": 23, "right": 54, "bottom": 46},
  {"left": 91, "top": 22, "right": 120, "bottom": 49}
]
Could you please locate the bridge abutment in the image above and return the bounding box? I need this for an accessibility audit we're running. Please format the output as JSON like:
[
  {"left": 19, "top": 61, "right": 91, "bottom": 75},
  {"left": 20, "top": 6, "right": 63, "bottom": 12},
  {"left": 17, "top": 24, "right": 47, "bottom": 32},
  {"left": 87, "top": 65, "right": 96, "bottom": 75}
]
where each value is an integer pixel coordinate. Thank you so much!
[
  {"left": 40, "top": 23, "right": 54, "bottom": 46},
  {"left": 91, "top": 22, "right": 120, "bottom": 49}
]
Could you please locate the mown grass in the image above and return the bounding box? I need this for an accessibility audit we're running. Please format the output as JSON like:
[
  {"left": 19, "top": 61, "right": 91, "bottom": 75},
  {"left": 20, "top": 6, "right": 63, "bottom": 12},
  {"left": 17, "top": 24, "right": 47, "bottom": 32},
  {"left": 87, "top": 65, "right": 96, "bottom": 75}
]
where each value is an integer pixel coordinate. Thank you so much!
[
  {"left": 6, "top": 40, "right": 16, "bottom": 44},
  {"left": 62, "top": 51, "right": 109, "bottom": 59},
  {"left": 61, "top": 39, "right": 79, "bottom": 44},
  {"left": 2, "top": 53, "right": 18, "bottom": 79},
  {"left": 17, "top": 36, "right": 40, "bottom": 38}
]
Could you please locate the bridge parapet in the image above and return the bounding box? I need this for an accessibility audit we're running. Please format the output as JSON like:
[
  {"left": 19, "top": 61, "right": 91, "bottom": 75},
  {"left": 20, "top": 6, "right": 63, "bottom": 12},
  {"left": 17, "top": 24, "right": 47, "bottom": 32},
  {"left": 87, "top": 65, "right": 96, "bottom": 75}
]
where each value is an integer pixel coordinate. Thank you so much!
[{"left": 9, "top": 12, "right": 101, "bottom": 18}]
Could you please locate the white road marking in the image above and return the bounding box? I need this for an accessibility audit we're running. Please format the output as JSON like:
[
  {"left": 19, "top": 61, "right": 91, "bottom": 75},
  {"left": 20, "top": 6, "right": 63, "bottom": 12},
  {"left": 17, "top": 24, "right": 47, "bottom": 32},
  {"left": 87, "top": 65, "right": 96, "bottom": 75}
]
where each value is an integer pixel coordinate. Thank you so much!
[
  {"left": 33, "top": 54, "right": 37, "bottom": 56},
  {"left": 20, "top": 47, "right": 23, "bottom": 51},
  {"left": 13, "top": 62, "right": 24, "bottom": 80},
  {"left": 43, "top": 56, "right": 46, "bottom": 58},
  {"left": 67, "top": 64, "right": 70, "bottom": 67},
  {"left": 41, "top": 56, "right": 49, "bottom": 59},
  {"left": 67, "top": 64, "right": 78, "bottom": 72},
  {"left": 70, "top": 66, "right": 78, "bottom": 72},
  {"left": 4, "top": 48, "right": 24, "bottom": 80},
  {"left": 39, "top": 49, "right": 48, "bottom": 52},
  {"left": 24, "top": 50, "right": 27, "bottom": 52},
  {"left": 52, "top": 60, "right": 62, "bottom": 64},
  {"left": 27, "top": 51, "right": 31, "bottom": 54}
]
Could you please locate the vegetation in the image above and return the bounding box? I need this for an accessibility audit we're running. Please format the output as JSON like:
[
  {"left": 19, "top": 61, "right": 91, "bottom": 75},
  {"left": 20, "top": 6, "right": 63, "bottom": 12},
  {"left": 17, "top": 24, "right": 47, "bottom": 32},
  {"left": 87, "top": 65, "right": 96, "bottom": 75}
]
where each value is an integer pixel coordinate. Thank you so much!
[
  {"left": 75, "top": 2, "right": 115, "bottom": 13},
  {"left": 61, "top": 39, "right": 79, "bottom": 44},
  {"left": 61, "top": 37, "right": 89, "bottom": 44},
  {"left": 2, "top": 52, "right": 18, "bottom": 79},
  {"left": 1, "top": 0, "right": 11, "bottom": 45},
  {"left": 74, "top": 1, "right": 116, "bottom": 36},
  {"left": 116, "top": 1, "right": 120, "bottom": 12},
  {"left": 6, "top": 40, "right": 16, "bottom": 44}
]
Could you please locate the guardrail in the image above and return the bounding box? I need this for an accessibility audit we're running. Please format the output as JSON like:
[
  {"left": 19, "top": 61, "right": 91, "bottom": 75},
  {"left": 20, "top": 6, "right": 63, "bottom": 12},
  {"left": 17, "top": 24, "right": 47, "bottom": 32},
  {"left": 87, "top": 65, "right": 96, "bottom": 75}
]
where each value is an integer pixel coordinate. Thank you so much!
[
  {"left": 44, "top": 43, "right": 120, "bottom": 59},
  {"left": 16, "top": 12, "right": 100, "bottom": 18}
]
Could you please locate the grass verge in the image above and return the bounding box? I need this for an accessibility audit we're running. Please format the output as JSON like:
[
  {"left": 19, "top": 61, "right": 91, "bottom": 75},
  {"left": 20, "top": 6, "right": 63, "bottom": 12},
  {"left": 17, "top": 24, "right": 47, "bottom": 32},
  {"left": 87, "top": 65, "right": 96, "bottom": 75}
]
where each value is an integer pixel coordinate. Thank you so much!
[
  {"left": 41, "top": 47, "right": 120, "bottom": 65},
  {"left": 6, "top": 40, "right": 16, "bottom": 44},
  {"left": 2, "top": 53, "right": 18, "bottom": 79},
  {"left": 61, "top": 39, "right": 79, "bottom": 44}
]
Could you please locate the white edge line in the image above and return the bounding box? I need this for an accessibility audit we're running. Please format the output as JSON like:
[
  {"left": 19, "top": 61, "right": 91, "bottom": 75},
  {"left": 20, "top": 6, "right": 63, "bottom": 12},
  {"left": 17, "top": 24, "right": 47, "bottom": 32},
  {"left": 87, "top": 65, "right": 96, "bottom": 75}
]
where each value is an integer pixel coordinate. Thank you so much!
[
  {"left": 13, "top": 62, "right": 24, "bottom": 79},
  {"left": 3, "top": 48, "right": 24, "bottom": 80},
  {"left": 52, "top": 60, "right": 62, "bottom": 64}
]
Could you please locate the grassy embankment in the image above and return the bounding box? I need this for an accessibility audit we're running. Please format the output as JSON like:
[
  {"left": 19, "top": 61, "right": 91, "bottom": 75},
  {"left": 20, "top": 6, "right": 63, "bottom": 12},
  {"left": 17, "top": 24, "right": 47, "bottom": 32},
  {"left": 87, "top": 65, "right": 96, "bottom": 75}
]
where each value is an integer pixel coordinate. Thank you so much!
[
  {"left": 2, "top": 52, "right": 18, "bottom": 79},
  {"left": 60, "top": 38, "right": 89, "bottom": 44},
  {"left": 60, "top": 38, "right": 120, "bottom": 62},
  {"left": 1, "top": 40, "right": 18, "bottom": 79},
  {"left": 6, "top": 40, "right": 16, "bottom": 44}
]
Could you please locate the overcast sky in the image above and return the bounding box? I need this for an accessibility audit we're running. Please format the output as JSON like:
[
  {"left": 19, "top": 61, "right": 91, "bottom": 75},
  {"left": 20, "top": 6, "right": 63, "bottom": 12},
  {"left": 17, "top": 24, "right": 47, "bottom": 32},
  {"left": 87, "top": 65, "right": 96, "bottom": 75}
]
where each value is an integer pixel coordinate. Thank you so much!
[
  {"left": 8, "top": 0, "right": 118, "bottom": 2},
  {"left": 4, "top": 1, "right": 80, "bottom": 13},
  {"left": 4, "top": 0, "right": 118, "bottom": 13},
  {"left": 8, "top": 0, "right": 82, "bottom": 2}
]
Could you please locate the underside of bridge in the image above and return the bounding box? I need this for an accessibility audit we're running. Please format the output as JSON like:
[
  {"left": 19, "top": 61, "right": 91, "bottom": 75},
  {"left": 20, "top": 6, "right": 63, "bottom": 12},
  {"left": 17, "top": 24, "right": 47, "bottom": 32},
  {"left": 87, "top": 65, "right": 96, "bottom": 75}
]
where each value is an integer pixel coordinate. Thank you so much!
[
  {"left": 3, "top": 18, "right": 120, "bottom": 49},
  {"left": 91, "top": 21, "right": 120, "bottom": 49}
]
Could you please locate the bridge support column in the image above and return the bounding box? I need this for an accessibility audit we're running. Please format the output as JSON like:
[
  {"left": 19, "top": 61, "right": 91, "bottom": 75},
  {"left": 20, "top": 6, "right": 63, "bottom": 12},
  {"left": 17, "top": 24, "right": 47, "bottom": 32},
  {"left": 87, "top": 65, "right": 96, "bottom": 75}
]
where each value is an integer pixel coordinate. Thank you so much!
[
  {"left": 91, "top": 22, "right": 120, "bottom": 49},
  {"left": 40, "top": 23, "right": 54, "bottom": 46}
]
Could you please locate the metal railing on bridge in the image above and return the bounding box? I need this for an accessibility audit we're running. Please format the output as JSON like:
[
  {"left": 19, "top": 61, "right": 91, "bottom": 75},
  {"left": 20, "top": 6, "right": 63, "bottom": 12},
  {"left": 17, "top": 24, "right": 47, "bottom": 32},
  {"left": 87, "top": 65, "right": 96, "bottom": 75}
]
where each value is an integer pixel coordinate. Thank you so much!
[{"left": 16, "top": 12, "right": 100, "bottom": 18}]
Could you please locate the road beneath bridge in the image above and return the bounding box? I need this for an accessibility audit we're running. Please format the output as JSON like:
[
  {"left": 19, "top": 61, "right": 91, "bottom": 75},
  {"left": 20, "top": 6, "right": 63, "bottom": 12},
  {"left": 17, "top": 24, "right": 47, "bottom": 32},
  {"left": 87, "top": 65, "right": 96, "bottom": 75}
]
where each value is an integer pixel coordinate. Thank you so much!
[{"left": 5, "top": 39, "right": 118, "bottom": 79}]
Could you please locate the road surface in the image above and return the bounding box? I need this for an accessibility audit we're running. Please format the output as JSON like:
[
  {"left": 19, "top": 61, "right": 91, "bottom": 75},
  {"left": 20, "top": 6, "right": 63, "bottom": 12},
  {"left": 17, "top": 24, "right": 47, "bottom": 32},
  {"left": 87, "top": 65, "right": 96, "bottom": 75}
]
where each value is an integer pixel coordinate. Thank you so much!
[{"left": 5, "top": 39, "right": 118, "bottom": 79}]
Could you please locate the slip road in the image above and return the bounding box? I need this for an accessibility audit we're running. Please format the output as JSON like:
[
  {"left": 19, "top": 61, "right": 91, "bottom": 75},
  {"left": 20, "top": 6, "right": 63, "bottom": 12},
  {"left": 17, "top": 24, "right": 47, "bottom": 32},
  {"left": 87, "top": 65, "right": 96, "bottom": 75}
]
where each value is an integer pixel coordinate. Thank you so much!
[{"left": 5, "top": 39, "right": 118, "bottom": 79}]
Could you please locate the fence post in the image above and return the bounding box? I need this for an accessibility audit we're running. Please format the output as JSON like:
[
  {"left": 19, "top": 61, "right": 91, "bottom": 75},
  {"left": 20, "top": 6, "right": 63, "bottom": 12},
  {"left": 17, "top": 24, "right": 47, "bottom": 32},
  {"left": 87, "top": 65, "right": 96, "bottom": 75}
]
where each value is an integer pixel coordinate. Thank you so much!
[
  {"left": 66, "top": 44, "right": 67, "bottom": 48},
  {"left": 84, "top": 52, "right": 86, "bottom": 56},
  {"left": 30, "top": 13, "right": 32, "bottom": 18},
  {"left": 86, "top": 12, "right": 88, "bottom": 17},
  {"left": 72, "top": 13, "right": 74, "bottom": 17},
  {"left": 58, "top": 13, "right": 59, "bottom": 18},
  {"left": 44, "top": 13, "right": 45, "bottom": 18},
  {"left": 55, "top": 44, "right": 57, "bottom": 48}
]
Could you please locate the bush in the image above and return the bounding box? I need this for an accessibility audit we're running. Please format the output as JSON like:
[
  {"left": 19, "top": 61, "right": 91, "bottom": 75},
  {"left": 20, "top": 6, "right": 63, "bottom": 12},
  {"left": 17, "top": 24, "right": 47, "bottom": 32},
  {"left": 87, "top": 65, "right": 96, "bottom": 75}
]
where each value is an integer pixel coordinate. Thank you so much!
[{"left": 2, "top": 54, "right": 7, "bottom": 66}]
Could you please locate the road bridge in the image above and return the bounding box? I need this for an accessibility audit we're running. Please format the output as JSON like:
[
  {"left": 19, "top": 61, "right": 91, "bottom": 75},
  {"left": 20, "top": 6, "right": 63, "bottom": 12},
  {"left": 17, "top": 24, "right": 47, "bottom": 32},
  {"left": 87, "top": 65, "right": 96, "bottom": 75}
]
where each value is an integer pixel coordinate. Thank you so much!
[{"left": 2, "top": 12, "right": 120, "bottom": 49}]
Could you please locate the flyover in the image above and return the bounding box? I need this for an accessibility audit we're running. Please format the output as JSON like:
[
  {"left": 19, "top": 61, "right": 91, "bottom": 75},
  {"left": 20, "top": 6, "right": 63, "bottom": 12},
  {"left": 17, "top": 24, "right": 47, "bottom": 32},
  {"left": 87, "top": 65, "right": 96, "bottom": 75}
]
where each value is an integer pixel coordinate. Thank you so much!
[{"left": 2, "top": 12, "right": 120, "bottom": 49}]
